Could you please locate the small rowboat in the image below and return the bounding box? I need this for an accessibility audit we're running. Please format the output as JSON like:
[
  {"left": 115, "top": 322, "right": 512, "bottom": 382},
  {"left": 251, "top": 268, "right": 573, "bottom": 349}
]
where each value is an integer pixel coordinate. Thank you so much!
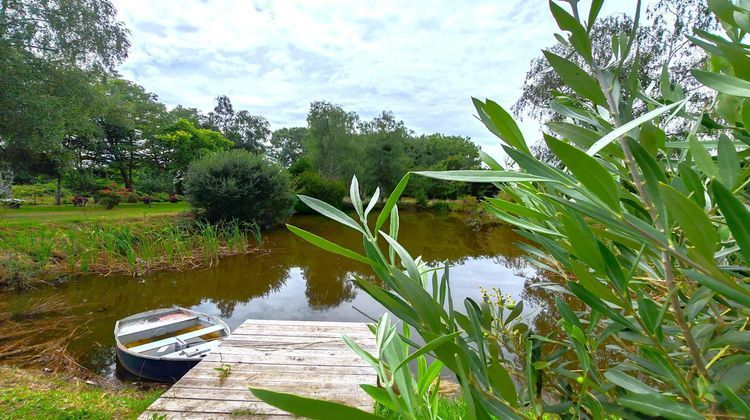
[{"left": 114, "top": 307, "right": 230, "bottom": 382}]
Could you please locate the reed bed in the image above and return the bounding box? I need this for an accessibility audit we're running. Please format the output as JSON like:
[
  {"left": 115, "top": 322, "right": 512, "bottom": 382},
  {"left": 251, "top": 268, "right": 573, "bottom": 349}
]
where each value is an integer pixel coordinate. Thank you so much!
[
  {"left": 0, "top": 295, "right": 86, "bottom": 372},
  {"left": 0, "top": 217, "right": 263, "bottom": 289}
]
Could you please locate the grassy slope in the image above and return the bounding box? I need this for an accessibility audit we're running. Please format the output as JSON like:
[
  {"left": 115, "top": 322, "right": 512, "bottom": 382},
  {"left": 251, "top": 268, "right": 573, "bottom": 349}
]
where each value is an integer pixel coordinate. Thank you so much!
[
  {"left": 0, "top": 202, "right": 190, "bottom": 227},
  {"left": 0, "top": 367, "right": 162, "bottom": 419}
]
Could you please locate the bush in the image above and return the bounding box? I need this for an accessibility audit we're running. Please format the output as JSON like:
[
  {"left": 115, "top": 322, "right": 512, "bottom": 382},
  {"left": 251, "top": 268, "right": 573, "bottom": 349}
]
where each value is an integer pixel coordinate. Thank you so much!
[
  {"left": 95, "top": 184, "right": 129, "bottom": 209},
  {"left": 185, "top": 150, "right": 295, "bottom": 227},
  {"left": 293, "top": 170, "right": 347, "bottom": 213}
]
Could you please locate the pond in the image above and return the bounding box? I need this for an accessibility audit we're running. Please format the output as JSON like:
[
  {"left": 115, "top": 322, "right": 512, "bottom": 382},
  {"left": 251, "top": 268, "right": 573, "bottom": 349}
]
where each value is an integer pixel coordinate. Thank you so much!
[{"left": 1, "top": 211, "right": 551, "bottom": 380}]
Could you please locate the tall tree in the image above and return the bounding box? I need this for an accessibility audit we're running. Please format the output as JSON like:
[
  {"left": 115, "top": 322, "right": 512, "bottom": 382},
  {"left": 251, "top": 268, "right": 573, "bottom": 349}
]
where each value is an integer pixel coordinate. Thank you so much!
[
  {"left": 227, "top": 110, "right": 270, "bottom": 154},
  {"left": 359, "top": 111, "right": 411, "bottom": 195},
  {"left": 304, "top": 101, "right": 358, "bottom": 180},
  {"left": 207, "top": 95, "right": 270, "bottom": 153},
  {"left": 269, "top": 127, "right": 306, "bottom": 167},
  {"left": 94, "top": 79, "right": 166, "bottom": 189},
  {"left": 0, "top": 0, "right": 130, "bottom": 71},
  {"left": 514, "top": 0, "right": 716, "bottom": 123}
]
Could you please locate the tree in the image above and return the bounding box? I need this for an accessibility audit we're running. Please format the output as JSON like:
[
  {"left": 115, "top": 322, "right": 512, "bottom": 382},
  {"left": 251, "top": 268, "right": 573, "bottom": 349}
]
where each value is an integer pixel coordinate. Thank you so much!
[
  {"left": 0, "top": 0, "right": 130, "bottom": 71},
  {"left": 94, "top": 79, "right": 166, "bottom": 190},
  {"left": 206, "top": 95, "right": 270, "bottom": 153},
  {"left": 359, "top": 111, "right": 411, "bottom": 195},
  {"left": 227, "top": 110, "right": 270, "bottom": 154},
  {"left": 0, "top": 0, "right": 130, "bottom": 201},
  {"left": 269, "top": 127, "right": 306, "bottom": 167},
  {"left": 514, "top": 0, "right": 716, "bottom": 124},
  {"left": 148, "top": 118, "right": 233, "bottom": 191},
  {"left": 304, "top": 101, "right": 359, "bottom": 180},
  {"left": 405, "top": 133, "right": 481, "bottom": 198}
]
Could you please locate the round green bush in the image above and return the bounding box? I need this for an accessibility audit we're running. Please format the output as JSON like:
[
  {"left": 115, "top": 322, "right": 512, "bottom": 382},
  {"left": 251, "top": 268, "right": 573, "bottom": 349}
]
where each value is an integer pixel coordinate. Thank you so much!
[
  {"left": 293, "top": 170, "right": 347, "bottom": 214},
  {"left": 185, "top": 150, "right": 295, "bottom": 227}
]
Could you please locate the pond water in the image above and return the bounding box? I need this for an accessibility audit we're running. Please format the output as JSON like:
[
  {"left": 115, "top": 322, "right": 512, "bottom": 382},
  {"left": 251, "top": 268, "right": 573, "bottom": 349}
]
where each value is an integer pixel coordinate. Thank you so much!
[{"left": 2, "top": 211, "right": 549, "bottom": 380}]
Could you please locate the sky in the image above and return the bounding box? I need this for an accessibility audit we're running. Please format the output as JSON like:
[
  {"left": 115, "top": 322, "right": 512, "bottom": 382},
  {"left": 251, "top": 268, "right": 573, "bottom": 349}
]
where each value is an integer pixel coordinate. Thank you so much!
[{"left": 112, "top": 0, "right": 643, "bottom": 160}]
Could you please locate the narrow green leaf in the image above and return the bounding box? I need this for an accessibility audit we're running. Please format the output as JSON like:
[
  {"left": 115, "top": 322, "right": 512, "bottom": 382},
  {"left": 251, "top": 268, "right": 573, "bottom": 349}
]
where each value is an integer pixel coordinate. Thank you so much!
[
  {"left": 414, "top": 170, "right": 555, "bottom": 183},
  {"left": 380, "top": 231, "right": 420, "bottom": 280},
  {"left": 546, "top": 136, "right": 620, "bottom": 211},
  {"left": 473, "top": 98, "right": 529, "bottom": 153},
  {"left": 548, "top": 0, "right": 592, "bottom": 61},
  {"left": 716, "top": 383, "right": 750, "bottom": 418},
  {"left": 248, "top": 388, "right": 384, "bottom": 419},
  {"left": 350, "top": 175, "right": 363, "bottom": 217},
  {"left": 543, "top": 50, "right": 605, "bottom": 106},
  {"left": 712, "top": 181, "right": 750, "bottom": 264},
  {"left": 360, "top": 384, "right": 398, "bottom": 411},
  {"left": 487, "top": 364, "right": 518, "bottom": 407},
  {"left": 375, "top": 173, "right": 410, "bottom": 232},
  {"left": 287, "top": 225, "right": 373, "bottom": 265},
  {"left": 364, "top": 187, "right": 380, "bottom": 218},
  {"left": 718, "top": 135, "right": 740, "bottom": 188},
  {"left": 568, "top": 282, "right": 634, "bottom": 328},
  {"left": 587, "top": 100, "right": 686, "bottom": 156},
  {"left": 587, "top": 0, "right": 605, "bottom": 30},
  {"left": 392, "top": 332, "right": 460, "bottom": 374},
  {"left": 689, "top": 134, "right": 718, "bottom": 178},
  {"left": 480, "top": 149, "right": 504, "bottom": 170},
  {"left": 693, "top": 69, "right": 750, "bottom": 96},
  {"left": 618, "top": 393, "right": 703, "bottom": 420},
  {"left": 660, "top": 183, "right": 717, "bottom": 260},
  {"left": 604, "top": 369, "right": 659, "bottom": 394},
  {"left": 683, "top": 269, "right": 750, "bottom": 308},
  {"left": 298, "top": 195, "right": 363, "bottom": 233},
  {"left": 560, "top": 212, "right": 605, "bottom": 272}
]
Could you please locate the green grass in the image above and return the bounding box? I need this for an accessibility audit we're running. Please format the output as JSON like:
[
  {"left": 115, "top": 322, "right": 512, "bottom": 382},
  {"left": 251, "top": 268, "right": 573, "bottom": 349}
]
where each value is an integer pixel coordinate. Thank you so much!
[
  {"left": 0, "top": 202, "right": 190, "bottom": 227},
  {"left": 374, "top": 397, "right": 468, "bottom": 419},
  {"left": 0, "top": 203, "right": 259, "bottom": 290},
  {"left": 0, "top": 367, "right": 162, "bottom": 419}
]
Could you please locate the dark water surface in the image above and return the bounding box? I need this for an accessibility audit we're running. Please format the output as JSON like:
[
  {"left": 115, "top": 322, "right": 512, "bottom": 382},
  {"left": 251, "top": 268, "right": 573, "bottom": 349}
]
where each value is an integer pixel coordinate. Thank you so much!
[{"left": 3, "top": 211, "right": 544, "bottom": 379}]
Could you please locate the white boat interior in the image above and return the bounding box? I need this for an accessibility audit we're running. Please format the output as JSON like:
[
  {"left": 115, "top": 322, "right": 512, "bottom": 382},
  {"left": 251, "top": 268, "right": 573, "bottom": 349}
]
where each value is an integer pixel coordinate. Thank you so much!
[{"left": 116, "top": 308, "right": 229, "bottom": 359}]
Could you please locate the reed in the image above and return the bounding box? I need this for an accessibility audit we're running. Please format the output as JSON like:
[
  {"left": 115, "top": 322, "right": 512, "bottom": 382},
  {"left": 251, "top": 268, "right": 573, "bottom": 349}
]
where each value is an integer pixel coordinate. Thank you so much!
[{"left": 0, "top": 217, "right": 262, "bottom": 289}]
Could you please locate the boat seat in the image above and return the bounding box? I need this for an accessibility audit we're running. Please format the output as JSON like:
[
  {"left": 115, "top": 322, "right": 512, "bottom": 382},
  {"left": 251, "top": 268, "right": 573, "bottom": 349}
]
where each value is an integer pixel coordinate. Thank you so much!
[
  {"left": 129, "top": 324, "right": 225, "bottom": 354},
  {"left": 119, "top": 315, "right": 200, "bottom": 340},
  {"left": 161, "top": 340, "right": 219, "bottom": 359}
]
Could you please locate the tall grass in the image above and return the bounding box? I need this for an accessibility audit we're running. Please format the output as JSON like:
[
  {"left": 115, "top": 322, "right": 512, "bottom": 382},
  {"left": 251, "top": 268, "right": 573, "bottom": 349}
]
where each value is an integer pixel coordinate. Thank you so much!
[{"left": 0, "top": 217, "right": 263, "bottom": 289}]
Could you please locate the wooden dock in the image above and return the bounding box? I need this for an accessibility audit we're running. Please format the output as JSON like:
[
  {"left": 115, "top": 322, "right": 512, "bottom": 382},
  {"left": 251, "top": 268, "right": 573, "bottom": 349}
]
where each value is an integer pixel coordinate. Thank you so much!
[{"left": 140, "top": 319, "right": 378, "bottom": 419}]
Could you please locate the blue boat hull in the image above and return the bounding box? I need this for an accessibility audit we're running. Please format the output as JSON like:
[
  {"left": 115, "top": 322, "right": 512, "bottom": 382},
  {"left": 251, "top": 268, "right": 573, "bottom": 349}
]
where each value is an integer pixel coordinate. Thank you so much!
[{"left": 116, "top": 347, "right": 199, "bottom": 382}]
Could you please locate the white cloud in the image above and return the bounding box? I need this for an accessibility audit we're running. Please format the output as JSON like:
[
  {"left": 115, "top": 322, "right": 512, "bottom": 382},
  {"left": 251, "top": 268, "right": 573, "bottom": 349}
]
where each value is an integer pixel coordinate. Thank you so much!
[{"left": 112, "top": 0, "right": 643, "bottom": 161}]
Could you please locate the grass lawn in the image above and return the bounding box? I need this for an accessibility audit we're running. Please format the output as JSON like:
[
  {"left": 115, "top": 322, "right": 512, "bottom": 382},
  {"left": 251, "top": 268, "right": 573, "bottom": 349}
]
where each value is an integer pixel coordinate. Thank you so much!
[
  {"left": 0, "top": 202, "right": 190, "bottom": 227},
  {"left": 0, "top": 367, "right": 163, "bottom": 419}
]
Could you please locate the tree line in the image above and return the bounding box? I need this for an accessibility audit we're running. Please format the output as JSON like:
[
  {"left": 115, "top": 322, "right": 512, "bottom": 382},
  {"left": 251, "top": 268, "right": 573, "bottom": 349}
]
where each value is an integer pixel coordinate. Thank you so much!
[{"left": 0, "top": 0, "right": 483, "bottom": 206}]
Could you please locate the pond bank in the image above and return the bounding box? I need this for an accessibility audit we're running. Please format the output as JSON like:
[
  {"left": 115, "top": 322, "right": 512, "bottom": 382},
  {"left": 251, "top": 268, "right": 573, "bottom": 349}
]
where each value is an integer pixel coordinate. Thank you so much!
[
  {"left": 0, "top": 211, "right": 263, "bottom": 291},
  {"left": 0, "top": 366, "right": 163, "bottom": 419}
]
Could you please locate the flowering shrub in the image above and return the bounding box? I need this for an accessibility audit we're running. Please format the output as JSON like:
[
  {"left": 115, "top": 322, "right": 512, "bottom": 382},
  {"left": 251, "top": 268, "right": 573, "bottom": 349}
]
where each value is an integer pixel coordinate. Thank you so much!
[{"left": 95, "top": 184, "right": 130, "bottom": 209}]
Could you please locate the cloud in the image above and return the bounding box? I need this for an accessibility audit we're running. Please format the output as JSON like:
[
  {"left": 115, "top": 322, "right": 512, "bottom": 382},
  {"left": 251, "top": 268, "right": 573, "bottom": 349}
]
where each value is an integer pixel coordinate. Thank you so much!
[{"left": 113, "top": 0, "right": 642, "bottom": 161}]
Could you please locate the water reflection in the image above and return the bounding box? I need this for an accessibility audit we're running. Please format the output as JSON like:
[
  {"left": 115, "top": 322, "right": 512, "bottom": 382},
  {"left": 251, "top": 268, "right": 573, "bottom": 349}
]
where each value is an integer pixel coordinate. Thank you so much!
[{"left": 1, "top": 211, "right": 540, "bottom": 378}]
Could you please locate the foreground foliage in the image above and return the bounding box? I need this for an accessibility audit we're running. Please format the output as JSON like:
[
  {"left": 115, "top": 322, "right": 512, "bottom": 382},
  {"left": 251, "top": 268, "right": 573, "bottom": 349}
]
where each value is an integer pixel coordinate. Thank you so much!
[{"left": 251, "top": 1, "right": 750, "bottom": 418}]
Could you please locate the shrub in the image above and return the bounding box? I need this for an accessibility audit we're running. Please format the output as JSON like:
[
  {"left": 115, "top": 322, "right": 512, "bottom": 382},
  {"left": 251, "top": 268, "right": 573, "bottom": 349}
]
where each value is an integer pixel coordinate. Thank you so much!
[
  {"left": 94, "top": 184, "right": 130, "bottom": 209},
  {"left": 293, "top": 170, "right": 347, "bottom": 213},
  {"left": 185, "top": 150, "right": 295, "bottom": 227}
]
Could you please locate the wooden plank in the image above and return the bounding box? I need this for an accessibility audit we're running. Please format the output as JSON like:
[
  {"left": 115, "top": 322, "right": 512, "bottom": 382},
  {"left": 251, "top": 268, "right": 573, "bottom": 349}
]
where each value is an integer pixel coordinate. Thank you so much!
[
  {"left": 179, "top": 370, "right": 375, "bottom": 385},
  {"left": 148, "top": 398, "right": 372, "bottom": 415},
  {"left": 201, "top": 352, "right": 370, "bottom": 366},
  {"left": 173, "top": 379, "right": 374, "bottom": 393},
  {"left": 189, "top": 361, "right": 374, "bottom": 375},
  {"left": 141, "top": 319, "right": 377, "bottom": 419}
]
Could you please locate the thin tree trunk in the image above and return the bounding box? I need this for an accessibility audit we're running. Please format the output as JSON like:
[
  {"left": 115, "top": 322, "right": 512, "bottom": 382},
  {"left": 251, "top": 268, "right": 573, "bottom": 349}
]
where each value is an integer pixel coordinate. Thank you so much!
[{"left": 55, "top": 175, "right": 62, "bottom": 205}]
